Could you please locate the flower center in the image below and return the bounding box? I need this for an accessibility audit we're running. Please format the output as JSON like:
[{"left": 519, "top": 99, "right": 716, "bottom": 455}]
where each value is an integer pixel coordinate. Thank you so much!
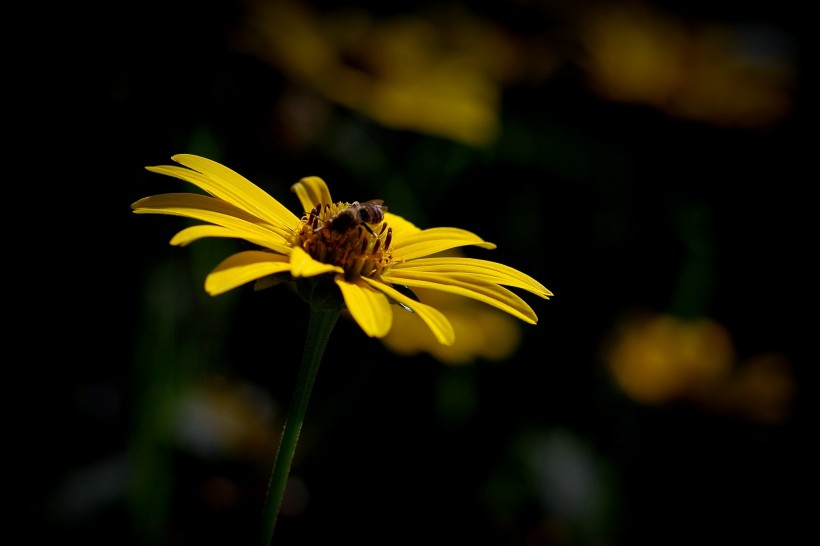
[{"left": 295, "top": 201, "right": 393, "bottom": 281}]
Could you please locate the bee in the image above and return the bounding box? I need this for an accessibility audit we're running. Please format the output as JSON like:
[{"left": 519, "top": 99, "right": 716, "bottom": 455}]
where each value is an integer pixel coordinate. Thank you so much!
[{"left": 316, "top": 200, "right": 387, "bottom": 236}]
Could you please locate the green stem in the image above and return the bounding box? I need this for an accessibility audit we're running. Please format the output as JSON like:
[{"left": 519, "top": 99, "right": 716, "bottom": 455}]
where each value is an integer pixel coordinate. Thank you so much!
[{"left": 260, "top": 306, "right": 340, "bottom": 545}]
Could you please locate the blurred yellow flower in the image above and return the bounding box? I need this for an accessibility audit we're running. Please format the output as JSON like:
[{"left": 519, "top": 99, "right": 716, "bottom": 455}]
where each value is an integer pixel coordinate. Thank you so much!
[
  {"left": 700, "top": 353, "right": 796, "bottom": 425},
  {"left": 233, "top": 0, "right": 795, "bottom": 136},
  {"left": 603, "top": 312, "right": 734, "bottom": 405},
  {"left": 230, "top": 0, "right": 552, "bottom": 148},
  {"left": 576, "top": 2, "right": 795, "bottom": 127},
  {"left": 603, "top": 311, "right": 796, "bottom": 423},
  {"left": 132, "top": 154, "right": 551, "bottom": 345},
  {"left": 380, "top": 285, "right": 523, "bottom": 365}
]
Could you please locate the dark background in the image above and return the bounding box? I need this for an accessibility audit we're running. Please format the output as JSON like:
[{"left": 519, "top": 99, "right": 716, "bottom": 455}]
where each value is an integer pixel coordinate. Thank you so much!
[{"left": 24, "top": 0, "right": 813, "bottom": 544}]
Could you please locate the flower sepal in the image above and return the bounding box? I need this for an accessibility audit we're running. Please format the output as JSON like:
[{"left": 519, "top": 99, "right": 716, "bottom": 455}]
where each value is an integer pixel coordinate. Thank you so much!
[
  {"left": 295, "top": 275, "right": 346, "bottom": 312},
  {"left": 254, "top": 273, "right": 292, "bottom": 292}
]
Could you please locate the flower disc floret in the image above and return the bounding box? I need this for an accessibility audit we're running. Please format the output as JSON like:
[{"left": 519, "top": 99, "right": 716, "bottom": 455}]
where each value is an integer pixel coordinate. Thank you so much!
[{"left": 295, "top": 202, "right": 393, "bottom": 282}]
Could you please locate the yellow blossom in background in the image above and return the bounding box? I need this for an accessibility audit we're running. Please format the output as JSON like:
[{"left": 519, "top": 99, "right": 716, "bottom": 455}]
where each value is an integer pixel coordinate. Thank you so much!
[
  {"left": 131, "top": 155, "right": 551, "bottom": 345},
  {"left": 603, "top": 311, "right": 796, "bottom": 423},
  {"left": 230, "top": 0, "right": 794, "bottom": 141},
  {"left": 380, "top": 285, "right": 522, "bottom": 365},
  {"left": 229, "top": 0, "right": 558, "bottom": 148},
  {"left": 700, "top": 353, "right": 796, "bottom": 425},
  {"left": 575, "top": 2, "right": 795, "bottom": 128},
  {"left": 603, "top": 312, "right": 734, "bottom": 405}
]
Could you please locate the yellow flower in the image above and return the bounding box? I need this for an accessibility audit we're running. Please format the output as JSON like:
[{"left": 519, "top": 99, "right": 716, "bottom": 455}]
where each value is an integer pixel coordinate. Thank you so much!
[
  {"left": 231, "top": 0, "right": 515, "bottom": 148},
  {"left": 380, "top": 285, "right": 523, "bottom": 365},
  {"left": 603, "top": 312, "right": 734, "bottom": 405},
  {"left": 132, "top": 154, "right": 552, "bottom": 345},
  {"left": 602, "top": 310, "right": 796, "bottom": 424},
  {"left": 577, "top": 3, "right": 794, "bottom": 128}
]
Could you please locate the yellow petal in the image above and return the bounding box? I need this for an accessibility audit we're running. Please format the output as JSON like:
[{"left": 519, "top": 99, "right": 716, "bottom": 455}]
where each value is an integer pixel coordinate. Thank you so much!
[
  {"left": 132, "top": 192, "right": 260, "bottom": 222},
  {"left": 289, "top": 246, "right": 344, "bottom": 277},
  {"left": 391, "top": 257, "right": 552, "bottom": 297},
  {"left": 383, "top": 212, "right": 421, "bottom": 237},
  {"left": 381, "top": 290, "right": 522, "bottom": 363},
  {"left": 205, "top": 251, "right": 292, "bottom": 295},
  {"left": 395, "top": 227, "right": 496, "bottom": 260},
  {"left": 361, "top": 277, "right": 455, "bottom": 345},
  {"left": 291, "top": 176, "right": 333, "bottom": 211},
  {"left": 131, "top": 193, "right": 295, "bottom": 246},
  {"left": 147, "top": 154, "right": 301, "bottom": 229},
  {"left": 381, "top": 270, "right": 539, "bottom": 324},
  {"left": 335, "top": 278, "right": 393, "bottom": 338},
  {"left": 169, "top": 225, "right": 293, "bottom": 254}
]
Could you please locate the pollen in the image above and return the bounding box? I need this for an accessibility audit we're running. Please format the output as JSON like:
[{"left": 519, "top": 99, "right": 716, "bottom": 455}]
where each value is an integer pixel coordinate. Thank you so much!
[{"left": 295, "top": 202, "right": 393, "bottom": 281}]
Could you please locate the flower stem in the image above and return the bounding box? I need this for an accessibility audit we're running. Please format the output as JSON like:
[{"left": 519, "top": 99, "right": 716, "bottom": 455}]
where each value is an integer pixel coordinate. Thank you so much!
[{"left": 260, "top": 306, "right": 340, "bottom": 545}]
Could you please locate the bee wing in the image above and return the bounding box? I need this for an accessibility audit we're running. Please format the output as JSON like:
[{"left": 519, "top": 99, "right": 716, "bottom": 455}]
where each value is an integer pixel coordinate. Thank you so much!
[{"left": 363, "top": 199, "right": 386, "bottom": 213}]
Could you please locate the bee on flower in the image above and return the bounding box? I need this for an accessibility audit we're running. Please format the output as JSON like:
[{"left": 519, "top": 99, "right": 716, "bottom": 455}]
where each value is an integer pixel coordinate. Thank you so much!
[{"left": 131, "top": 154, "right": 552, "bottom": 345}]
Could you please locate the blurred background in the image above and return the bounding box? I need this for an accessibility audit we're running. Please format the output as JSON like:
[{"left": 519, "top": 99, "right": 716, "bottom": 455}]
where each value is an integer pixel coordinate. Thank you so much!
[{"left": 27, "top": 0, "right": 813, "bottom": 544}]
